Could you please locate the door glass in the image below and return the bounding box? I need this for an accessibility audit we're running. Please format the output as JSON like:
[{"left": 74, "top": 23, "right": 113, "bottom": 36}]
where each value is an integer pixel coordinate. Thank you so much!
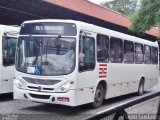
[{"left": 79, "top": 36, "right": 95, "bottom": 72}]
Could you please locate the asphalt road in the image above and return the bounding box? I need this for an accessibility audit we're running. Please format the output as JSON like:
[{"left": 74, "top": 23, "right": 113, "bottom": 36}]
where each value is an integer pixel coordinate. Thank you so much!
[{"left": 0, "top": 78, "right": 160, "bottom": 120}]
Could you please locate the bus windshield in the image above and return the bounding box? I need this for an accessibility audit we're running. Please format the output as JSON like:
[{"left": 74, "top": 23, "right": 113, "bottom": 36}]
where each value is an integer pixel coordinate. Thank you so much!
[{"left": 16, "top": 36, "right": 76, "bottom": 76}]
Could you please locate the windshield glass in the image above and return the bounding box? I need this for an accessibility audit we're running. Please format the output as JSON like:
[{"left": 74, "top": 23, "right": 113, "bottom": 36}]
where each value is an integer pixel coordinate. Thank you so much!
[{"left": 16, "top": 36, "right": 76, "bottom": 76}]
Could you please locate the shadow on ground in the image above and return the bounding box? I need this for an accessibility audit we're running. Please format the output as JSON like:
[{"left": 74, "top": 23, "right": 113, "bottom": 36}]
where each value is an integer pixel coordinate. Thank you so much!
[
  {"left": 0, "top": 93, "right": 13, "bottom": 102},
  {"left": 21, "top": 92, "right": 146, "bottom": 115}
]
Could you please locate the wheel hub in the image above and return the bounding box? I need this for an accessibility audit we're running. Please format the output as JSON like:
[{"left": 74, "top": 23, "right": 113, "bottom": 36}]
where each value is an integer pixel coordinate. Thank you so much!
[{"left": 95, "top": 89, "right": 102, "bottom": 103}]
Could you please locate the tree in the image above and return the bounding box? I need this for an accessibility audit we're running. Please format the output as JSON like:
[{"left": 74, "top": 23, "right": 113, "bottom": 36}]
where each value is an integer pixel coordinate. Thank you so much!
[
  {"left": 131, "top": 0, "right": 160, "bottom": 33},
  {"left": 100, "top": 0, "right": 138, "bottom": 16}
]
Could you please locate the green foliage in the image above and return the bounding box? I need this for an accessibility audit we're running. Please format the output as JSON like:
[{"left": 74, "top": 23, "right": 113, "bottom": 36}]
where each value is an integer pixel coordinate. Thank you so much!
[
  {"left": 101, "top": 0, "right": 138, "bottom": 16},
  {"left": 131, "top": 0, "right": 160, "bottom": 33}
]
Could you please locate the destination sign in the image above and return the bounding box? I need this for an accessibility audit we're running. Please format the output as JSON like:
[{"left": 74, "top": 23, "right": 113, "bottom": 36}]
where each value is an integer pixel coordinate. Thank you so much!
[
  {"left": 35, "top": 25, "right": 64, "bottom": 34},
  {"left": 20, "top": 22, "right": 77, "bottom": 36}
]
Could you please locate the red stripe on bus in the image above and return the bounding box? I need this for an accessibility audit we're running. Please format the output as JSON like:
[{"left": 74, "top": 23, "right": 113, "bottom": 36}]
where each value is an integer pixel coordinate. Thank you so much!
[
  {"left": 99, "top": 72, "right": 107, "bottom": 74},
  {"left": 99, "top": 64, "right": 107, "bottom": 66},
  {"left": 99, "top": 76, "right": 107, "bottom": 78},
  {"left": 99, "top": 68, "right": 107, "bottom": 70}
]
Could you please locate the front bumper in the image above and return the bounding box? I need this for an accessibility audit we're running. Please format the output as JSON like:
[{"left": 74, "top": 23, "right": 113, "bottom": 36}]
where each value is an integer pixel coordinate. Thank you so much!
[{"left": 13, "top": 85, "right": 76, "bottom": 106}]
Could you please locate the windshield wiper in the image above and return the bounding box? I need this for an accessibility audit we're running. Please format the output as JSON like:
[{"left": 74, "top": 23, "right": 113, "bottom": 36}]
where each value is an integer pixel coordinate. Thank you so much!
[
  {"left": 56, "top": 35, "right": 61, "bottom": 55},
  {"left": 29, "top": 35, "right": 39, "bottom": 49},
  {"left": 29, "top": 35, "right": 41, "bottom": 67}
]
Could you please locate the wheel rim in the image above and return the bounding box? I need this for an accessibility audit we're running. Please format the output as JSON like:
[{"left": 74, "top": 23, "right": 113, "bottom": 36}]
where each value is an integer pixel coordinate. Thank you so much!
[{"left": 95, "top": 89, "right": 103, "bottom": 103}]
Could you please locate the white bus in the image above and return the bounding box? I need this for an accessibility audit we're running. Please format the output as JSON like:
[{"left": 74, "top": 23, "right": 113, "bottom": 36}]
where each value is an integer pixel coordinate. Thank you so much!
[
  {"left": 13, "top": 19, "right": 159, "bottom": 108},
  {"left": 0, "top": 25, "right": 19, "bottom": 94}
]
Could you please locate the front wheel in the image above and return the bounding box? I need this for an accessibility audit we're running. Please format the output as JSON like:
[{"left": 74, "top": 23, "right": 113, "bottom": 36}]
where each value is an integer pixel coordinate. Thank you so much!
[{"left": 92, "top": 84, "right": 104, "bottom": 109}]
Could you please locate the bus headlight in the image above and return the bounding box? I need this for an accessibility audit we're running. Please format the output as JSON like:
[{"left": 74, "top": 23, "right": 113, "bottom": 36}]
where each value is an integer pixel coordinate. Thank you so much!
[
  {"left": 14, "top": 77, "right": 25, "bottom": 89},
  {"left": 56, "top": 81, "right": 74, "bottom": 93}
]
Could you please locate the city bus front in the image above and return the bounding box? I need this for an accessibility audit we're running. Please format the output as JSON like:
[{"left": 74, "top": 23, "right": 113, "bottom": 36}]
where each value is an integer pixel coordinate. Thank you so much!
[{"left": 13, "top": 21, "right": 79, "bottom": 106}]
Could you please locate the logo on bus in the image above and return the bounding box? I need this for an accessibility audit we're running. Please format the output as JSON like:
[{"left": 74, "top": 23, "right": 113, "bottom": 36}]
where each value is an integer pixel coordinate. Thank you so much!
[{"left": 37, "top": 86, "right": 42, "bottom": 91}]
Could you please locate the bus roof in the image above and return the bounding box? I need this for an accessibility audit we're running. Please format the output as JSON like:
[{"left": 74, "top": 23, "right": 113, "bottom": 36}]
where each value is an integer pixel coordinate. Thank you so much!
[
  {"left": 21, "top": 19, "right": 158, "bottom": 47},
  {"left": 22, "top": 19, "right": 78, "bottom": 24}
]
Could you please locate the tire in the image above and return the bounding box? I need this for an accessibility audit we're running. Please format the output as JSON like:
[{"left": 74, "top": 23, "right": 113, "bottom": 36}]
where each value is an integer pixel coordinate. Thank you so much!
[
  {"left": 114, "top": 110, "right": 129, "bottom": 120},
  {"left": 92, "top": 84, "right": 104, "bottom": 109},
  {"left": 138, "top": 79, "right": 144, "bottom": 95}
]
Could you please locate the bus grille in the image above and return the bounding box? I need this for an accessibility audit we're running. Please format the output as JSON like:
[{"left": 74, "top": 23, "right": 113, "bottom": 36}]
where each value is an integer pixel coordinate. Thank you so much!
[
  {"left": 23, "top": 77, "right": 60, "bottom": 85},
  {"left": 28, "top": 86, "right": 54, "bottom": 91}
]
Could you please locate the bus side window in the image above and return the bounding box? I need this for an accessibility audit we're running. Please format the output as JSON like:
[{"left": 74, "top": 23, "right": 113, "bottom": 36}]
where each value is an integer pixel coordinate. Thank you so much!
[
  {"left": 97, "top": 34, "right": 109, "bottom": 63},
  {"left": 144, "top": 45, "right": 151, "bottom": 64},
  {"left": 151, "top": 47, "right": 158, "bottom": 64},
  {"left": 135, "top": 43, "right": 143, "bottom": 64},
  {"left": 79, "top": 36, "right": 95, "bottom": 72},
  {"left": 110, "top": 37, "right": 123, "bottom": 63},
  {"left": 124, "top": 40, "right": 134, "bottom": 63},
  {"left": 3, "top": 37, "right": 17, "bottom": 66}
]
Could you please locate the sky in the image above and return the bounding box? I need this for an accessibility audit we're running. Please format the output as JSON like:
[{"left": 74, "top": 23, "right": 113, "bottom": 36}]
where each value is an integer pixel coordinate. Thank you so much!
[{"left": 87, "top": 0, "right": 111, "bottom": 4}]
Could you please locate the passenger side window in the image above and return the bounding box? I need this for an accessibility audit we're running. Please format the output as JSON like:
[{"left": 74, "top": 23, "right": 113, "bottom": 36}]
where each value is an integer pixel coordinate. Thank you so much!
[
  {"left": 124, "top": 40, "right": 134, "bottom": 63},
  {"left": 110, "top": 37, "right": 123, "bottom": 63},
  {"left": 144, "top": 45, "right": 151, "bottom": 64},
  {"left": 79, "top": 36, "right": 95, "bottom": 71},
  {"left": 151, "top": 47, "right": 158, "bottom": 64},
  {"left": 97, "top": 34, "right": 109, "bottom": 63},
  {"left": 3, "top": 37, "right": 17, "bottom": 66},
  {"left": 135, "top": 43, "right": 143, "bottom": 64}
]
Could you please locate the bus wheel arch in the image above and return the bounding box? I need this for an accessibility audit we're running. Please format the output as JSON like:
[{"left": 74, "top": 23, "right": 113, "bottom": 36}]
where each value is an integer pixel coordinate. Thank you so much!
[
  {"left": 99, "top": 80, "right": 107, "bottom": 98},
  {"left": 138, "top": 77, "right": 145, "bottom": 95},
  {"left": 92, "top": 80, "right": 107, "bottom": 108}
]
